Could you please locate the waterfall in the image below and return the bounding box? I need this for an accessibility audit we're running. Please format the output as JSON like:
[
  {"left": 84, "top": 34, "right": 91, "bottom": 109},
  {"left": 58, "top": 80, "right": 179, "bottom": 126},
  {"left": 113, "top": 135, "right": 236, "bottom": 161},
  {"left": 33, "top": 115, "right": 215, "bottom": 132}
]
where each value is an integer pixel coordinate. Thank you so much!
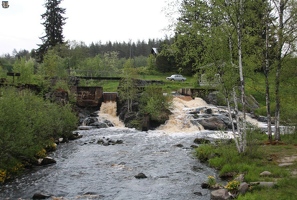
[
  {"left": 98, "top": 101, "right": 125, "bottom": 127},
  {"left": 157, "top": 97, "right": 207, "bottom": 133}
]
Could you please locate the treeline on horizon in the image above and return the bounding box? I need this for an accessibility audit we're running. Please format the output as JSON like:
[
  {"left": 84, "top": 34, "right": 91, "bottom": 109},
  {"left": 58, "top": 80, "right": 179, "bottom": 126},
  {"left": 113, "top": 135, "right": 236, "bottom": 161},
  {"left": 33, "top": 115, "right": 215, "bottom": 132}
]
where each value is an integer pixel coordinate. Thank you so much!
[
  {"left": 0, "top": 37, "right": 177, "bottom": 77},
  {"left": 0, "top": 38, "right": 172, "bottom": 60}
]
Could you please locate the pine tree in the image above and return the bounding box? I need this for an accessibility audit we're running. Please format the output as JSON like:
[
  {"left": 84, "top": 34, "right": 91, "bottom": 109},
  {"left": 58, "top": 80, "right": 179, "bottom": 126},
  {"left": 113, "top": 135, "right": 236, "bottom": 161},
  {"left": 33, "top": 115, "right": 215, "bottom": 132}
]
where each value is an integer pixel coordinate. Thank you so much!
[{"left": 37, "top": 0, "right": 66, "bottom": 62}]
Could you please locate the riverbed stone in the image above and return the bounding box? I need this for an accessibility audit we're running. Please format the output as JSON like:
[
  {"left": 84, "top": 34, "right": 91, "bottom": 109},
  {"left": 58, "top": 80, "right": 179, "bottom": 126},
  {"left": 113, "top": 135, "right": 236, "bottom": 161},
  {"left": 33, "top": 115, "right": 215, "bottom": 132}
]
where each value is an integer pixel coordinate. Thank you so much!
[
  {"left": 97, "top": 137, "right": 124, "bottom": 146},
  {"left": 68, "top": 132, "right": 83, "bottom": 140},
  {"left": 260, "top": 171, "right": 272, "bottom": 176},
  {"left": 135, "top": 173, "right": 147, "bottom": 179},
  {"left": 196, "top": 117, "right": 227, "bottom": 130},
  {"left": 234, "top": 173, "right": 245, "bottom": 182},
  {"left": 92, "top": 122, "right": 109, "bottom": 128},
  {"left": 194, "top": 191, "right": 203, "bottom": 196},
  {"left": 78, "top": 126, "right": 93, "bottom": 130},
  {"left": 39, "top": 157, "right": 56, "bottom": 165},
  {"left": 84, "top": 117, "right": 98, "bottom": 126},
  {"left": 201, "top": 182, "right": 209, "bottom": 189},
  {"left": 250, "top": 181, "right": 276, "bottom": 187},
  {"left": 238, "top": 182, "right": 249, "bottom": 195},
  {"left": 32, "top": 193, "right": 51, "bottom": 199},
  {"left": 210, "top": 188, "right": 231, "bottom": 200}
]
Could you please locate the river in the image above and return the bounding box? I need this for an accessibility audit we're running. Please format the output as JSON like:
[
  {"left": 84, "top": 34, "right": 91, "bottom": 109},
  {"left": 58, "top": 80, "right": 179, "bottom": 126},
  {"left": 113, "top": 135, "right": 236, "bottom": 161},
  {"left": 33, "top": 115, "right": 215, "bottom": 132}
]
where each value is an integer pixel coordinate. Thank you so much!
[{"left": 0, "top": 97, "right": 225, "bottom": 200}]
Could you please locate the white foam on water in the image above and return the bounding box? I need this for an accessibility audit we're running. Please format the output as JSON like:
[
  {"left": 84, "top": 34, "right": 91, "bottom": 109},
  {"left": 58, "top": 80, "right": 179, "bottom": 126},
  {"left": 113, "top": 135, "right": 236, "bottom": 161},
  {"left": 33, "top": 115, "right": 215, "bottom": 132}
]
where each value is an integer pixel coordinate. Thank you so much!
[{"left": 156, "top": 97, "right": 208, "bottom": 133}]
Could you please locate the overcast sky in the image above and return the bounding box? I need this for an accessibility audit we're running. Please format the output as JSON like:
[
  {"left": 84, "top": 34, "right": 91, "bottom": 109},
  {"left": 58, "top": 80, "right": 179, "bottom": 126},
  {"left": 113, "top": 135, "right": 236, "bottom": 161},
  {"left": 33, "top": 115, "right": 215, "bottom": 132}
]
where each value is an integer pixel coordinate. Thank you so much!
[{"left": 0, "top": 0, "right": 177, "bottom": 55}]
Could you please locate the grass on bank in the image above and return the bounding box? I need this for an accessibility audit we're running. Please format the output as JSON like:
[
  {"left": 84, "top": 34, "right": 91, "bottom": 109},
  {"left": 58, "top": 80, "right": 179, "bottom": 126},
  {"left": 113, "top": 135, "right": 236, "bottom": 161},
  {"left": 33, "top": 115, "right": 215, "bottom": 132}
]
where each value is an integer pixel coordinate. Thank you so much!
[
  {"left": 88, "top": 73, "right": 198, "bottom": 92},
  {"left": 195, "top": 130, "right": 297, "bottom": 199}
]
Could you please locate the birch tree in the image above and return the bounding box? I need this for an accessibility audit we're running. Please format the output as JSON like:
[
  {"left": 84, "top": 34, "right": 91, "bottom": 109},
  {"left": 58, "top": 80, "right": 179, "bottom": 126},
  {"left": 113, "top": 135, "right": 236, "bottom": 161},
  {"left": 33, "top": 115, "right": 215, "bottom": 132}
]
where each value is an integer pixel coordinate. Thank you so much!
[
  {"left": 262, "top": 1, "right": 276, "bottom": 141},
  {"left": 118, "top": 59, "right": 139, "bottom": 112},
  {"left": 208, "top": 0, "right": 248, "bottom": 153},
  {"left": 271, "top": 0, "right": 297, "bottom": 141}
]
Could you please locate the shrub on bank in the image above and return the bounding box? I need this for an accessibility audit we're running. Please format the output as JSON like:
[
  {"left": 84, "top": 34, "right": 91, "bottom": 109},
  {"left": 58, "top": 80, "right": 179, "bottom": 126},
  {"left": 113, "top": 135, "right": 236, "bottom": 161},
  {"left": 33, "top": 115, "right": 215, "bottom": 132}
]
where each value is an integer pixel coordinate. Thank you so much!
[{"left": 0, "top": 87, "right": 78, "bottom": 182}]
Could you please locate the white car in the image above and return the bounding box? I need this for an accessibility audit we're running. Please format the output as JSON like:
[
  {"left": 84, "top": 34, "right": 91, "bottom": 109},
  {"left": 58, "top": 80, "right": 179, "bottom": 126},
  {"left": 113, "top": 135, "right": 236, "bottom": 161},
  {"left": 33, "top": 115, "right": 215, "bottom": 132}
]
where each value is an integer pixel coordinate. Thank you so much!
[{"left": 166, "top": 74, "right": 186, "bottom": 81}]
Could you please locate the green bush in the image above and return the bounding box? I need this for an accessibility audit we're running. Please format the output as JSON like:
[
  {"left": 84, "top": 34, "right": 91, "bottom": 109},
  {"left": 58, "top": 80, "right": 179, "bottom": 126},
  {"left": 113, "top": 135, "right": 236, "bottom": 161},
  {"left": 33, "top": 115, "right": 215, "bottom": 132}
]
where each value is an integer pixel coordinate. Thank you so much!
[
  {"left": 139, "top": 85, "right": 172, "bottom": 122},
  {"left": 0, "top": 87, "right": 77, "bottom": 180},
  {"left": 195, "top": 144, "right": 214, "bottom": 162}
]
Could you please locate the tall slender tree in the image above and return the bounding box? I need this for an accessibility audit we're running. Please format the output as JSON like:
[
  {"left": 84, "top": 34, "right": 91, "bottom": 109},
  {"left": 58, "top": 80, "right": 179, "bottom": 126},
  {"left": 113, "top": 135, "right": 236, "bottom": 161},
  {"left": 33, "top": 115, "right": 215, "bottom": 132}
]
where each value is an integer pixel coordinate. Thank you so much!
[
  {"left": 37, "top": 0, "right": 66, "bottom": 62},
  {"left": 271, "top": 0, "right": 297, "bottom": 141}
]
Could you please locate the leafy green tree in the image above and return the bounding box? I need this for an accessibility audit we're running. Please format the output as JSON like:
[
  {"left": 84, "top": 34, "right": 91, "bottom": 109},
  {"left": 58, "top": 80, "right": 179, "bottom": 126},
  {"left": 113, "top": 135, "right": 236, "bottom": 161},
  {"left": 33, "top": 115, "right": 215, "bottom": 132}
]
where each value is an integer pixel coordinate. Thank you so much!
[
  {"left": 256, "top": 0, "right": 276, "bottom": 141},
  {"left": 118, "top": 59, "right": 139, "bottom": 112},
  {"left": 271, "top": 0, "right": 297, "bottom": 141},
  {"left": 38, "top": 48, "right": 66, "bottom": 78},
  {"left": 13, "top": 58, "right": 35, "bottom": 84},
  {"left": 0, "top": 62, "right": 8, "bottom": 79},
  {"left": 171, "top": 0, "right": 282, "bottom": 152},
  {"left": 172, "top": 0, "right": 212, "bottom": 75},
  {"left": 0, "top": 57, "right": 13, "bottom": 73},
  {"left": 140, "top": 85, "right": 172, "bottom": 122},
  {"left": 102, "top": 51, "right": 120, "bottom": 76},
  {"left": 147, "top": 54, "right": 157, "bottom": 71},
  {"left": 81, "top": 54, "right": 103, "bottom": 77},
  {"left": 61, "top": 40, "right": 90, "bottom": 75},
  {"left": 37, "top": 0, "right": 66, "bottom": 62},
  {"left": 133, "top": 55, "right": 147, "bottom": 68},
  {"left": 156, "top": 43, "right": 177, "bottom": 73}
]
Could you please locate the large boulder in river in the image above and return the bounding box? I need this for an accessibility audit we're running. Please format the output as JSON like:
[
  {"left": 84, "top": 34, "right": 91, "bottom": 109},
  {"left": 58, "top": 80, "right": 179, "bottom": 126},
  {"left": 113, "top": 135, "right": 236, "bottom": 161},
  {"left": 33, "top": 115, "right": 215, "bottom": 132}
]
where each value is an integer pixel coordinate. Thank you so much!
[
  {"left": 83, "top": 117, "right": 98, "bottom": 126},
  {"left": 195, "top": 117, "right": 227, "bottom": 130},
  {"left": 91, "top": 122, "right": 109, "bottom": 128}
]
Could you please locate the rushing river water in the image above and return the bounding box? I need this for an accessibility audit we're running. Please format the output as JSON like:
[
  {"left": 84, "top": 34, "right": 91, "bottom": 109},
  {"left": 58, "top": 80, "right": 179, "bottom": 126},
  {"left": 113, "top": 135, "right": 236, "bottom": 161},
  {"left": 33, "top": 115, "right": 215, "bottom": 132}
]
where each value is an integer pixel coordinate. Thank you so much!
[{"left": 0, "top": 97, "right": 225, "bottom": 200}]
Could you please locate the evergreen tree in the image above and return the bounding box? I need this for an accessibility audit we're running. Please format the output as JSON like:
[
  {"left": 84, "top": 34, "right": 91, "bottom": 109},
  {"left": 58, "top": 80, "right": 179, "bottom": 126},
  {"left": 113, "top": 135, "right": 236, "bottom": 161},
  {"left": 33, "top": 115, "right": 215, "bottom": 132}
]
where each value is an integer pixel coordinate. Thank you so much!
[{"left": 37, "top": 0, "right": 66, "bottom": 62}]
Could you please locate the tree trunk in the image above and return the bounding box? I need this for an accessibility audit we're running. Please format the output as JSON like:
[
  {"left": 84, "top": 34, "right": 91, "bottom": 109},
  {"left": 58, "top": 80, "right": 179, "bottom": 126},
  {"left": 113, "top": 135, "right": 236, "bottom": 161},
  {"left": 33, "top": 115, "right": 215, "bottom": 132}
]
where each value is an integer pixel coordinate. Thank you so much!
[
  {"left": 236, "top": 0, "right": 246, "bottom": 153},
  {"left": 233, "top": 88, "right": 244, "bottom": 153},
  {"left": 264, "top": 9, "right": 273, "bottom": 142},
  {"left": 274, "top": 0, "right": 284, "bottom": 141}
]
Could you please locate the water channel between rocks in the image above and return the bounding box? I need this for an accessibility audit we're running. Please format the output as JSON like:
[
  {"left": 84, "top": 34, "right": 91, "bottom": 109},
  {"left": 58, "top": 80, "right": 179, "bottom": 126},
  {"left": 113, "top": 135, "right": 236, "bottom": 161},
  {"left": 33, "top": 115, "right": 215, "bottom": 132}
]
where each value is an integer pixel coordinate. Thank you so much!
[{"left": 1, "top": 97, "right": 227, "bottom": 200}]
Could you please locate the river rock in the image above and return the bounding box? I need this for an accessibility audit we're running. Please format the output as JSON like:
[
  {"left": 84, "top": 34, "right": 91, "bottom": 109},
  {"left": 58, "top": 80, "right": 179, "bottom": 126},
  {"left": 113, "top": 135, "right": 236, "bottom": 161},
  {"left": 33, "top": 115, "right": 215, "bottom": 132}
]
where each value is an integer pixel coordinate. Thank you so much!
[
  {"left": 83, "top": 117, "right": 98, "bottom": 126},
  {"left": 250, "top": 181, "right": 276, "bottom": 188},
  {"left": 91, "top": 119, "right": 114, "bottom": 128},
  {"left": 174, "top": 143, "right": 184, "bottom": 147},
  {"left": 201, "top": 182, "right": 210, "bottom": 189},
  {"left": 135, "top": 173, "right": 147, "bottom": 179},
  {"left": 260, "top": 171, "right": 272, "bottom": 176},
  {"left": 39, "top": 157, "right": 57, "bottom": 165},
  {"left": 210, "top": 188, "right": 231, "bottom": 200},
  {"left": 68, "top": 132, "right": 83, "bottom": 140},
  {"left": 234, "top": 173, "right": 245, "bottom": 182},
  {"left": 92, "top": 122, "right": 109, "bottom": 128},
  {"left": 32, "top": 193, "right": 51, "bottom": 199},
  {"left": 196, "top": 117, "right": 227, "bottom": 130},
  {"left": 216, "top": 114, "right": 235, "bottom": 129},
  {"left": 90, "top": 111, "right": 99, "bottom": 117},
  {"left": 97, "top": 137, "right": 123, "bottom": 146},
  {"left": 238, "top": 182, "right": 249, "bottom": 195},
  {"left": 194, "top": 191, "right": 203, "bottom": 196},
  {"left": 78, "top": 126, "right": 93, "bottom": 130}
]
